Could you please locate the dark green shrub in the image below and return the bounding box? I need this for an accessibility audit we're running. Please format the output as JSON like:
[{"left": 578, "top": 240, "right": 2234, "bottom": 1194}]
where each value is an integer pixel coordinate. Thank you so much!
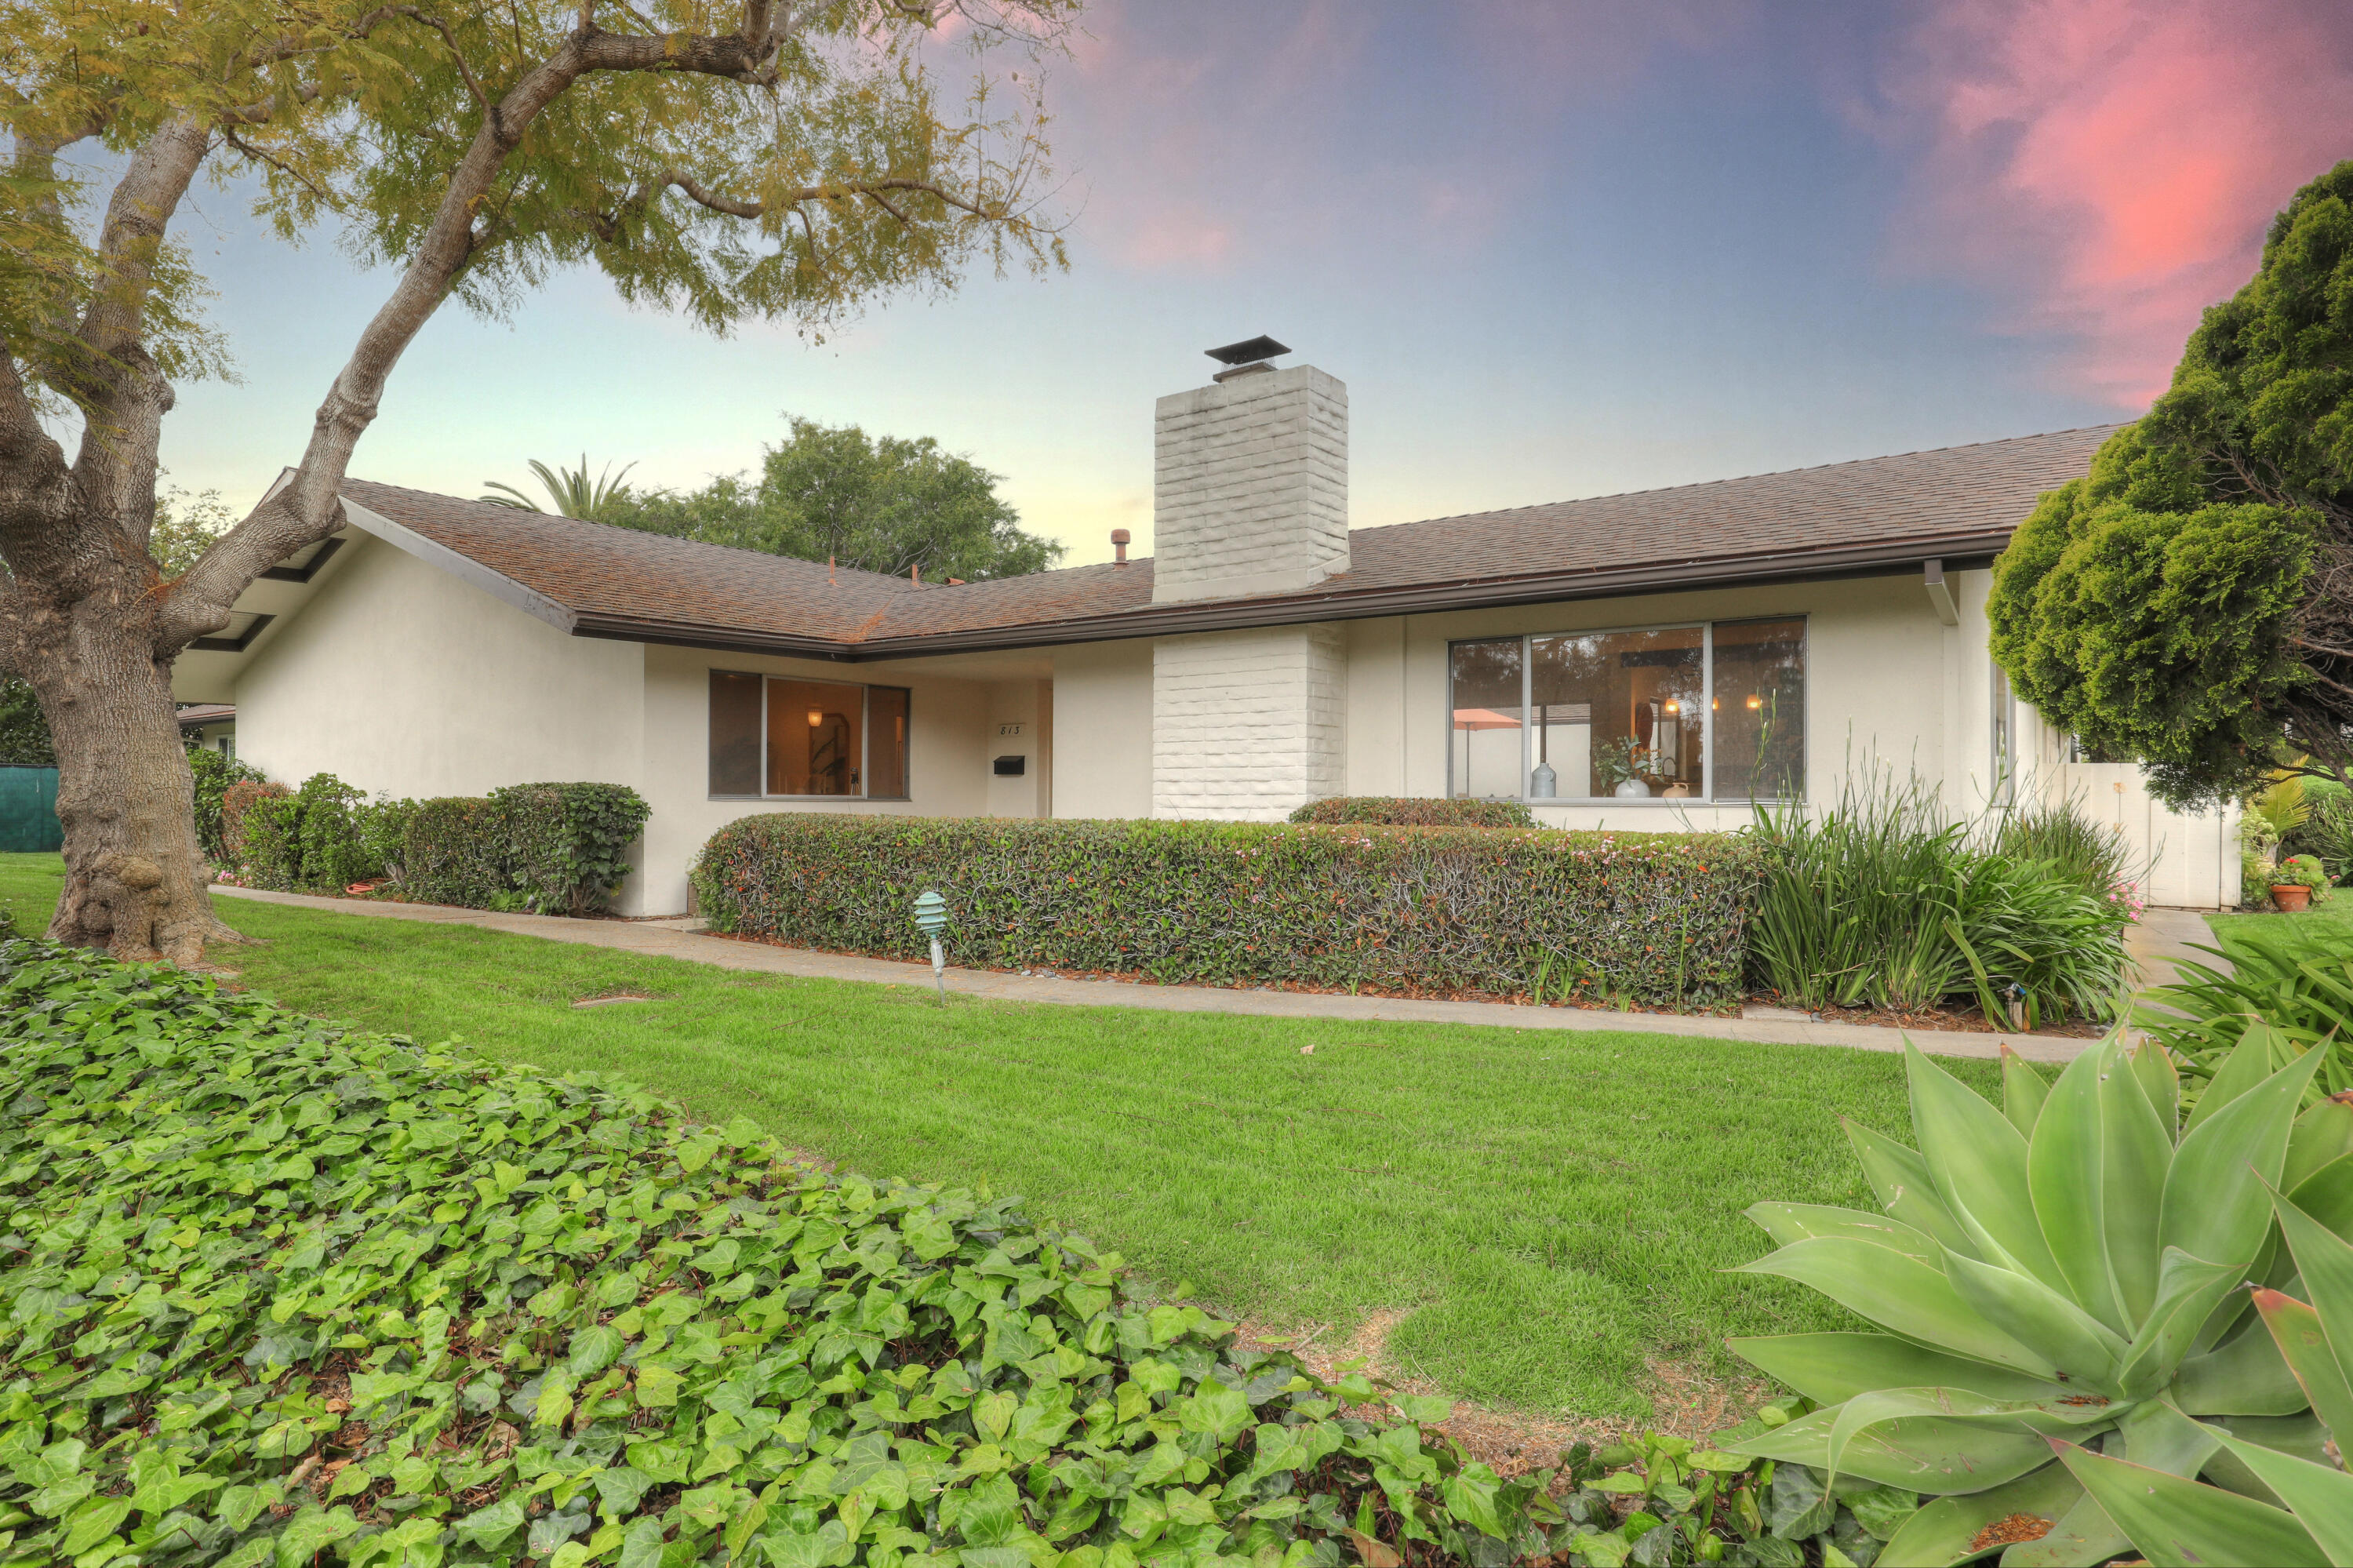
[
  {"left": 693, "top": 815, "right": 1761, "bottom": 1008},
  {"left": 0, "top": 937, "right": 1562, "bottom": 1567},
  {"left": 218, "top": 777, "right": 287, "bottom": 862},
  {"left": 1286, "top": 796, "right": 1537, "bottom": 829},
  {"left": 397, "top": 783, "right": 649, "bottom": 915},
  {"left": 185, "top": 747, "right": 265, "bottom": 861},
  {"left": 2287, "top": 788, "right": 2353, "bottom": 882},
  {"left": 239, "top": 773, "right": 379, "bottom": 893}
]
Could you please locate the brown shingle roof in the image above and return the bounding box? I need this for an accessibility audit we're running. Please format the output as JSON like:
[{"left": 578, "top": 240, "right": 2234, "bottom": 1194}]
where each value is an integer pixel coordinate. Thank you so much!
[{"left": 338, "top": 424, "right": 2116, "bottom": 658}]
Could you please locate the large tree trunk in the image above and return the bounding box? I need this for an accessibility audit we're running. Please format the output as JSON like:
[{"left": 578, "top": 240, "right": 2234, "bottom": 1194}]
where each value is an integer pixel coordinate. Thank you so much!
[{"left": 17, "top": 558, "right": 237, "bottom": 964}]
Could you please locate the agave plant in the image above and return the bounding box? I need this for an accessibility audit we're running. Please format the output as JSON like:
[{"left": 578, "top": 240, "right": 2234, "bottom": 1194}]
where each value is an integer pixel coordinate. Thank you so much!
[
  {"left": 2051, "top": 1181, "right": 2353, "bottom": 1564},
  {"left": 1726, "top": 1024, "right": 2349, "bottom": 1566}
]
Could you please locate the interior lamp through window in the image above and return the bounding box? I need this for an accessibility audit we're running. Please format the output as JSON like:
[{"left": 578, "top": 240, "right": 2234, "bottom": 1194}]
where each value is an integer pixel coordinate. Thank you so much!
[
  {"left": 1745, "top": 695, "right": 1762, "bottom": 709},
  {"left": 807, "top": 708, "right": 823, "bottom": 727}
]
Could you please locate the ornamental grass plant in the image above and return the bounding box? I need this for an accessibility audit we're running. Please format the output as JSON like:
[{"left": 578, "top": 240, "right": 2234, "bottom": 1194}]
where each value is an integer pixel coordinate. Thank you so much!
[
  {"left": 2138, "top": 922, "right": 2353, "bottom": 1109},
  {"left": 1746, "top": 776, "right": 2130, "bottom": 1026}
]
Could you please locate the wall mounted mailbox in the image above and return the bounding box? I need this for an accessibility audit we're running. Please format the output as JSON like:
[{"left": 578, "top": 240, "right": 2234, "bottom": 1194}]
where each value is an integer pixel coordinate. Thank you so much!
[{"left": 993, "top": 755, "right": 1027, "bottom": 777}]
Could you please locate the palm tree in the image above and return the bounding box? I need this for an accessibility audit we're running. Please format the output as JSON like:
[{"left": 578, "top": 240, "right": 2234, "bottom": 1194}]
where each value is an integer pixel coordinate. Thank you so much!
[{"left": 479, "top": 457, "right": 637, "bottom": 522}]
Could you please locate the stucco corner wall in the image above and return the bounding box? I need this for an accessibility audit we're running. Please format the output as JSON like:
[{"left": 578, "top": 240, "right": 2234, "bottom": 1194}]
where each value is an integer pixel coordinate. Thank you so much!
[
  {"left": 1049, "top": 640, "right": 1152, "bottom": 819},
  {"left": 234, "top": 536, "right": 645, "bottom": 801}
]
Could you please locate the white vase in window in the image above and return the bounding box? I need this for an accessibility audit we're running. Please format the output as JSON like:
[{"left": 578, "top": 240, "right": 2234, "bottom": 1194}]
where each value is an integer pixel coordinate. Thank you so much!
[
  {"left": 1614, "top": 778, "right": 1650, "bottom": 799},
  {"left": 1529, "top": 762, "right": 1558, "bottom": 799}
]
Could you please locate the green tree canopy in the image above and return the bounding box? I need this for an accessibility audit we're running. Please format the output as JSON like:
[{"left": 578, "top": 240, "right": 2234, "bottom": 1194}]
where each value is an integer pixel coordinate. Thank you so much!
[
  {"left": 613, "top": 416, "right": 1063, "bottom": 580},
  {"left": 1990, "top": 159, "right": 2353, "bottom": 806}
]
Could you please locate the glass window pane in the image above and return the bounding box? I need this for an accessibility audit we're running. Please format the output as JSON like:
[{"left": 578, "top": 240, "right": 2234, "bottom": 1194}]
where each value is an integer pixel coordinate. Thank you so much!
[
  {"left": 867, "top": 686, "right": 910, "bottom": 799},
  {"left": 709, "top": 671, "right": 763, "bottom": 796},
  {"left": 1712, "top": 618, "right": 1806, "bottom": 800},
  {"left": 1449, "top": 638, "right": 1524, "bottom": 798},
  {"left": 768, "top": 678, "right": 864, "bottom": 796},
  {"left": 1529, "top": 627, "right": 1703, "bottom": 799}
]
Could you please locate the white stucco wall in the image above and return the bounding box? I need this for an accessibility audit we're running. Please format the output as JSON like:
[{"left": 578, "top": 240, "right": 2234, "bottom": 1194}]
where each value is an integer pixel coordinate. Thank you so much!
[
  {"left": 1340, "top": 570, "right": 1971, "bottom": 829},
  {"left": 234, "top": 536, "right": 646, "bottom": 802},
  {"left": 1152, "top": 623, "right": 1345, "bottom": 820},
  {"left": 1049, "top": 640, "right": 1153, "bottom": 819}
]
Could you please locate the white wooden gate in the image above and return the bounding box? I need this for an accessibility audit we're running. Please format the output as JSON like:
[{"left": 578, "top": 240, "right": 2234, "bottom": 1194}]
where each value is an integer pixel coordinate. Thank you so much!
[{"left": 2037, "top": 762, "right": 2240, "bottom": 909}]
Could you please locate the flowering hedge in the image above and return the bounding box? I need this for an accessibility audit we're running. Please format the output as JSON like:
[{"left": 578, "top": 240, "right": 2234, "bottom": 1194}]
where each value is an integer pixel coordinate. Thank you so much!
[
  {"left": 693, "top": 817, "right": 1762, "bottom": 1008},
  {"left": 1285, "top": 797, "right": 1537, "bottom": 829}
]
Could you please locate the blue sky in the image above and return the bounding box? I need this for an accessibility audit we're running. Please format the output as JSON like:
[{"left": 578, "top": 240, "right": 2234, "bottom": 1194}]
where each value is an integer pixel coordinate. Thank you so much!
[{"left": 148, "top": 0, "right": 2353, "bottom": 565}]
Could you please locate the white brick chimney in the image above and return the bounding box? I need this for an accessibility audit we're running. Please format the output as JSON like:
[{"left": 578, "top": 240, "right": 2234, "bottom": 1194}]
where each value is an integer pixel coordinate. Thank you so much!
[
  {"left": 1146, "top": 345, "right": 1350, "bottom": 819},
  {"left": 1151, "top": 362, "right": 1348, "bottom": 602}
]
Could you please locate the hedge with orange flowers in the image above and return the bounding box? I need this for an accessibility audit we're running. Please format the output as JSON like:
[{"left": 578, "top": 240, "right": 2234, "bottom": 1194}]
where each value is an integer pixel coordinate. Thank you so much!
[{"left": 691, "top": 815, "right": 1762, "bottom": 1008}]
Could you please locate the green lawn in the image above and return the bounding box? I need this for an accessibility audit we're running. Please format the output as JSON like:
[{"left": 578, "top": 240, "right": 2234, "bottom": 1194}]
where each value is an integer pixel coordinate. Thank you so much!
[
  {"left": 0, "top": 851, "right": 1986, "bottom": 1423},
  {"left": 2209, "top": 889, "right": 2353, "bottom": 951}
]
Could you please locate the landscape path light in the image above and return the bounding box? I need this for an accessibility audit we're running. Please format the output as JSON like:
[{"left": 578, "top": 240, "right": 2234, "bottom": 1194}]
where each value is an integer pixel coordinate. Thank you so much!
[{"left": 913, "top": 890, "right": 949, "bottom": 1002}]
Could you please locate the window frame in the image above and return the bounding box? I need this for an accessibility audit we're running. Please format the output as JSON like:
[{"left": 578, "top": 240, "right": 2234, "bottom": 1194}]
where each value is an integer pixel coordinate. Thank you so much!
[
  {"left": 707, "top": 669, "right": 914, "bottom": 802},
  {"left": 1446, "top": 614, "right": 1807, "bottom": 805}
]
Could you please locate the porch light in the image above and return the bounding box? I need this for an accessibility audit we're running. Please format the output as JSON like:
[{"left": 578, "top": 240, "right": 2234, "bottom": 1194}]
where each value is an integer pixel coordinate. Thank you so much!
[
  {"left": 807, "top": 708, "right": 824, "bottom": 727},
  {"left": 912, "top": 890, "right": 949, "bottom": 1002},
  {"left": 1745, "top": 695, "right": 1762, "bottom": 710},
  {"left": 1664, "top": 700, "right": 1678, "bottom": 715}
]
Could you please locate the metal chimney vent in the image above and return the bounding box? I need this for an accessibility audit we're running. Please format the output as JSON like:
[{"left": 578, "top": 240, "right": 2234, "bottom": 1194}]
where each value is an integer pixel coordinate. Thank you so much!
[{"left": 1206, "top": 334, "right": 1289, "bottom": 366}]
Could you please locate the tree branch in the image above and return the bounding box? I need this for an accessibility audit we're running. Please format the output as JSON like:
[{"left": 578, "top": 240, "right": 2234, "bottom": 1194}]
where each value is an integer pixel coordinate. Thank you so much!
[
  {"left": 157, "top": 16, "right": 813, "bottom": 653},
  {"left": 355, "top": 5, "right": 494, "bottom": 112},
  {"left": 645, "top": 169, "right": 997, "bottom": 224}
]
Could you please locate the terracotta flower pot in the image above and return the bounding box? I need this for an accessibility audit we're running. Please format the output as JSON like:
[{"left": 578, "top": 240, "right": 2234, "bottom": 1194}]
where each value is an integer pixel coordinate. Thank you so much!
[{"left": 2272, "top": 883, "right": 2313, "bottom": 912}]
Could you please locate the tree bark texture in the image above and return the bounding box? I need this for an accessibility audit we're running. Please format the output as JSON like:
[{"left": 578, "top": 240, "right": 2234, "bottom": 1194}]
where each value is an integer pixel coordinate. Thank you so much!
[{"left": 7, "top": 543, "right": 231, "bottom": 962}]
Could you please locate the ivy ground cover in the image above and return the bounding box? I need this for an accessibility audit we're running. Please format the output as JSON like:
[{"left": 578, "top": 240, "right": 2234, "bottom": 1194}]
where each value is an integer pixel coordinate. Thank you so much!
[
  {"left": 0, "top": 853, "right": 2011, "bottom": 1424},
  {"left": 0, "top": 937, "right": 1576, "bottom": 1567}
]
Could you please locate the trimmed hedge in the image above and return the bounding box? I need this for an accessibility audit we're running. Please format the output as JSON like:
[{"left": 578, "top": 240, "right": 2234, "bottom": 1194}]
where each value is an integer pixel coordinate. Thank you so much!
[
  {"left": 0, "top": 937, "right": 1565, "bottom": 1567},
  {"left": 1286, "top": 796, "right": 1537, "bottom": 829},
  {"left": 235, "top": 777, "right": 649, "bottom": 915},
  {"left": 395, "top": 784, "right": 649, "bottom": 915},
  {"left": 693, "top": 816, "right": 1761, "bottom": 1008}
]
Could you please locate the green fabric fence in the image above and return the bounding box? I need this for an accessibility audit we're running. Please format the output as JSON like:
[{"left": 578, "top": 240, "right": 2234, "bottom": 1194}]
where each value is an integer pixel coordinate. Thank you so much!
[{"left": 0, "top": 767, "right": 61, "bottom": 853}]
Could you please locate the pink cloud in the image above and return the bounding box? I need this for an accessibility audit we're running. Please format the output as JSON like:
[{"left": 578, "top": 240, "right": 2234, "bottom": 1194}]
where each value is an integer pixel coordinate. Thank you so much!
[{"left": 1878, "top": 0, "right": 2353, "bottom": 407}]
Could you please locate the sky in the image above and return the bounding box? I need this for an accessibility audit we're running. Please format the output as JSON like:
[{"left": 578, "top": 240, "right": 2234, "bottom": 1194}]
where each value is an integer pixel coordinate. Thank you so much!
[{"left": 142, "top": 0, "right": 2353, "bottom": 566}]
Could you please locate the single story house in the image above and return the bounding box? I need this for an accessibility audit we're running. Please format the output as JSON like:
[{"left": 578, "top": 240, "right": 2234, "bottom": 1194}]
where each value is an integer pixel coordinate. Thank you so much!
[
  {"left": 174, "top": 344, "right": 2238, "bottom": 915},
  {"left": 177, "top": 703, "right": 236, "bottom": 757}
]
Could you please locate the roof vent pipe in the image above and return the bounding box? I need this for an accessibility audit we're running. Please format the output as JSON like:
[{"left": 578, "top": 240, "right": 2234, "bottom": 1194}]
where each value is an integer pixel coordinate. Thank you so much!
[{"left": 1111, "top": 528, "right": 1131, "bottom": 565}]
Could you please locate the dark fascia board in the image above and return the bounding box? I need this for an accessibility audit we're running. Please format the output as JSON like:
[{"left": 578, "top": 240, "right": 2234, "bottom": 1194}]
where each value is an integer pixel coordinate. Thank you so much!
[
  {"left": 257, "top": 536, "right": 344, "bottom": 584},
  {"left": 189, "top": 613, "right": 276, "bottom": 654},
  {"left": 568, "top": 530, "right": 2012, "bottom": 664}
]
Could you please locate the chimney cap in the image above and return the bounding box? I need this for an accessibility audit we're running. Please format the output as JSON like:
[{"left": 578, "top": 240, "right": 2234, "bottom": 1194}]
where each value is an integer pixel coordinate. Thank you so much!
[{"left": 1206, "top": 335, "right": 1289, "bottom": 367}]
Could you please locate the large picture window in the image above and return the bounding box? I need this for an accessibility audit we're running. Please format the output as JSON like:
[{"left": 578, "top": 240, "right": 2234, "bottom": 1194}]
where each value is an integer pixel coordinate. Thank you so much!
[
  {"left": 1449, "top": 617, "right": 1804, "bottom": 802},
  {"left": 708, "top": 671, "right": 911, "bottom": 799}
]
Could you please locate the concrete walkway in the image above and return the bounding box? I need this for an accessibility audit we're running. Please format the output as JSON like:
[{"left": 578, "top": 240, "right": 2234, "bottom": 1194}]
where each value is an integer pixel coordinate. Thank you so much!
[
  {"left": 2125, "top": 906, "right": 2229, "bottom": 991},
  {"left": 212, "top": 884, "right": 2106, "bottom": 1064}
]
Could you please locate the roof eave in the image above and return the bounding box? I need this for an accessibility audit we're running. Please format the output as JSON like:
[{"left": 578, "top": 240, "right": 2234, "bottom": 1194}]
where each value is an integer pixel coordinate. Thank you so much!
[{"left": 566, "top": 529, "right": 2012, "bottom": 663}]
